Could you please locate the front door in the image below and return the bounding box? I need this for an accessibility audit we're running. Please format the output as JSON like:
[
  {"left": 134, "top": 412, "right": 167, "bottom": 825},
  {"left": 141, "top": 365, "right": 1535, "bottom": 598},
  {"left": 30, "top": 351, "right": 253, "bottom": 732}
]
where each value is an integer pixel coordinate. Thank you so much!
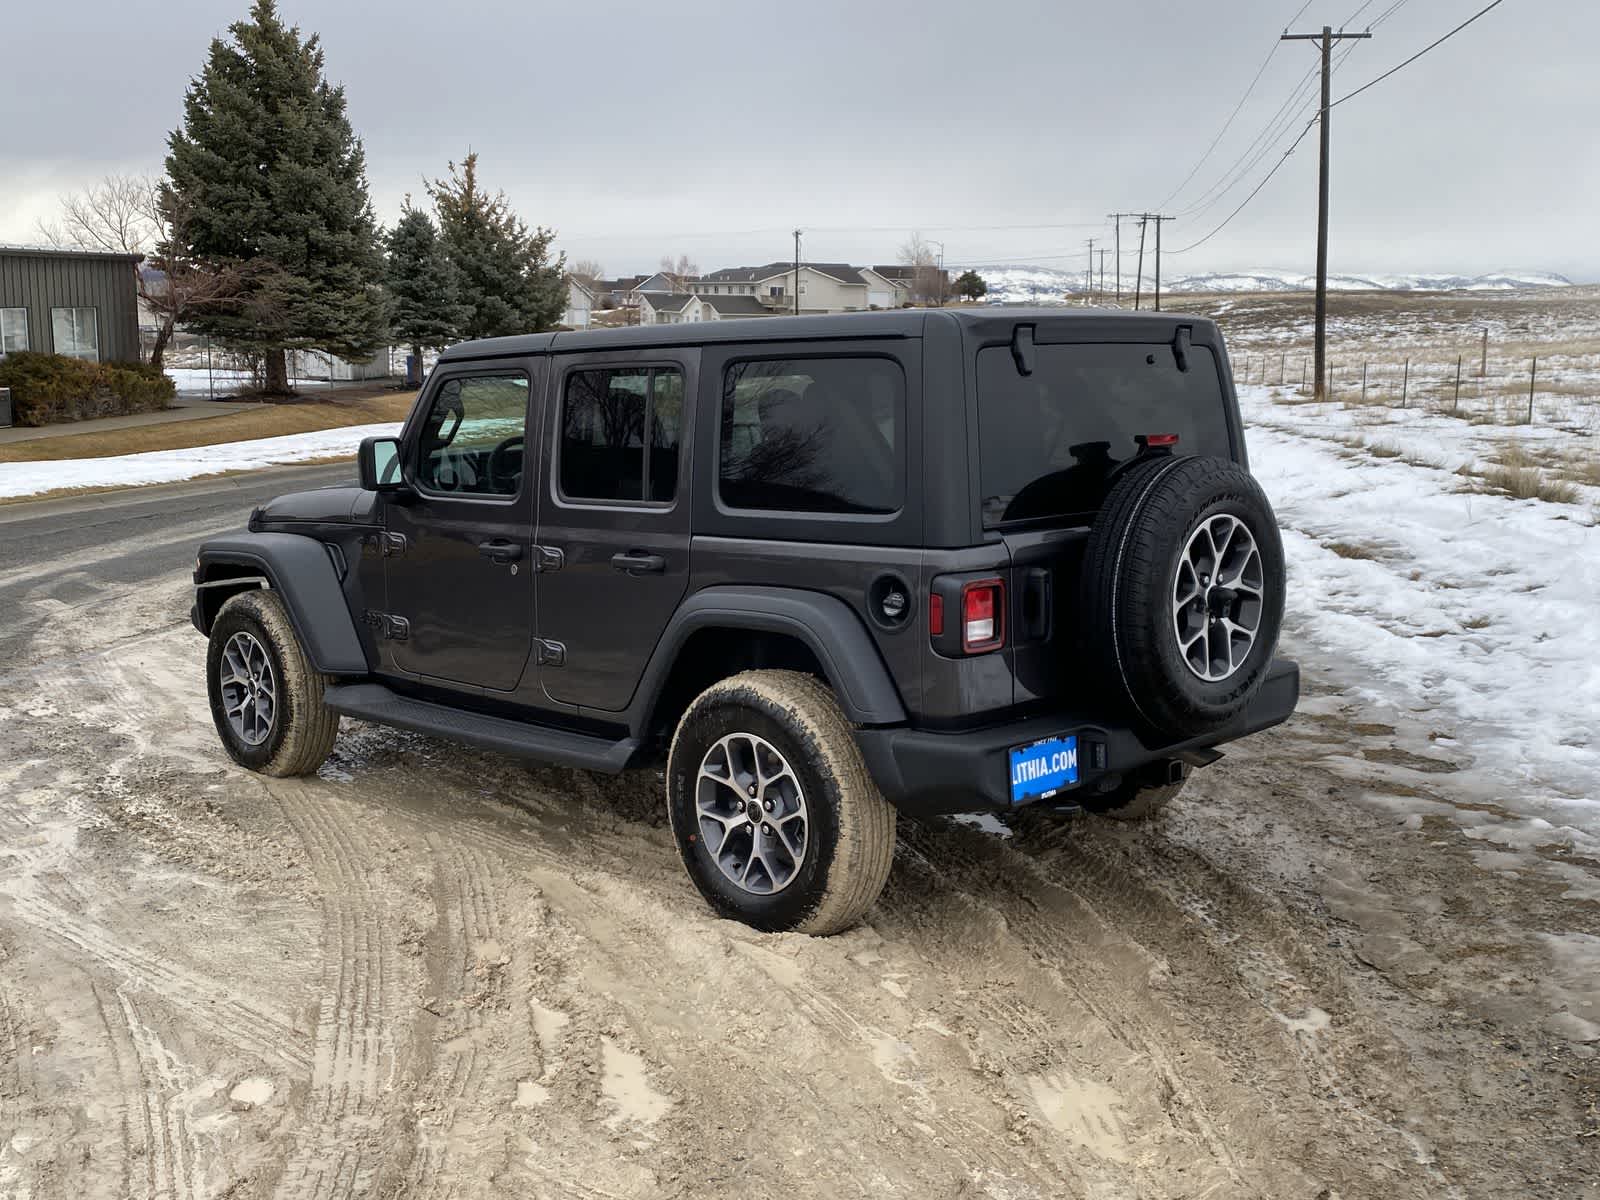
[
  {"left": 384, "top": 363, "right": 537, "bottom": 692},
  {"left": 535, "top": 349, "right": 695, "bottom": 711}
]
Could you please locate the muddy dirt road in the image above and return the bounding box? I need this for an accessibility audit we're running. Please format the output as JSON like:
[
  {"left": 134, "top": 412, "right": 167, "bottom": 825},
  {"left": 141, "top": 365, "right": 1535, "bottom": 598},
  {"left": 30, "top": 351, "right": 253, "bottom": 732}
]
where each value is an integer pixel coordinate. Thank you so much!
[{"left": 1, "top": 480, "right": 1596, "bottom": 1199}]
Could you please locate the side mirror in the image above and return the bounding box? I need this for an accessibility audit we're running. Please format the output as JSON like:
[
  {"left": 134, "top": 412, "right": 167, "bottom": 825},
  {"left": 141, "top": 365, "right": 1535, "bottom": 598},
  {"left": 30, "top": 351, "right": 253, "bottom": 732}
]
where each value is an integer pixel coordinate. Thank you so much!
[{"left": 358, "top": 436, "right": 408, "bottom": 493}]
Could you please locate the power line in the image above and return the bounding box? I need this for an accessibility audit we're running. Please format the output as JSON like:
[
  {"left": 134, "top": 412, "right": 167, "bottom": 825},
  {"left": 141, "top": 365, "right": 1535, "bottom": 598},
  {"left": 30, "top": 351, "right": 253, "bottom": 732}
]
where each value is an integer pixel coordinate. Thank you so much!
[
  {"left": 1166, "top": 116, "right": 1319, "bottom": 254},
  {"left": 1155, "top": 0, "right": 1314, "bottom": 211},
  {"left": 1330, "top": 0, "right": 1507, "bottom": 109}
]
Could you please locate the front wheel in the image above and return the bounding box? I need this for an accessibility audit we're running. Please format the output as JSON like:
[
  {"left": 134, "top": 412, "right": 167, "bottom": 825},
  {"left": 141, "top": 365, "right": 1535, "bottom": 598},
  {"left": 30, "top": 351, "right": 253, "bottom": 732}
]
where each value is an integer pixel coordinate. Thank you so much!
[
  {"left": 206, "top": 589, "right": 340, "bottom": 777},
  {"left": 666, "top": 670, "right": 896, "bottom": 935}
]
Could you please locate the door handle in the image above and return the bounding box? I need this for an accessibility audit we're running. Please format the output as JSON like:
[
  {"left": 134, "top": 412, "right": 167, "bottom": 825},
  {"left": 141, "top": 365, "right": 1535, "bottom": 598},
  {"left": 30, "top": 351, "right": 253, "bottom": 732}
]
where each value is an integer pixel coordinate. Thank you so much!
[
  {"left": 611, "top": 550, "right": 666, "bottom": 576},
  {"left": 477, "top": 539, "right": 525, "bottom": 564}
]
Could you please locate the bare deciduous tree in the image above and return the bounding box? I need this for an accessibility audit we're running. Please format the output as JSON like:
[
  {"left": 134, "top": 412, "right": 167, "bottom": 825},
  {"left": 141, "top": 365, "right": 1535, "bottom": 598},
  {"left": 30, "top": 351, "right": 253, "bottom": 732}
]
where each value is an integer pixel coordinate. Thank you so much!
[
  {"left": 38, "top": 174, "right": 240, "bottom": 371},
  {"left": 569, "top": 258, "right": 604, "bottom": 285},
  {"left": 659, "top": 254, "right": 700, "bottom": 293},
  {"left": 897, "top": 233, "right": 945, "bottom": 307}
]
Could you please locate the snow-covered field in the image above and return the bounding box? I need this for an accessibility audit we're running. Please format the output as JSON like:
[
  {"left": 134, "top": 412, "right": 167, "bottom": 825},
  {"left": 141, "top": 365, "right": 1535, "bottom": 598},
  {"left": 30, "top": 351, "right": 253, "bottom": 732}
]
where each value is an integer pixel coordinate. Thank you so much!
[
  {"left": 1241, "top": 383, "right": 1600, "bottom": 844},
  {"left": 0, "top": 422, "right": 398, "bottom": 499}
]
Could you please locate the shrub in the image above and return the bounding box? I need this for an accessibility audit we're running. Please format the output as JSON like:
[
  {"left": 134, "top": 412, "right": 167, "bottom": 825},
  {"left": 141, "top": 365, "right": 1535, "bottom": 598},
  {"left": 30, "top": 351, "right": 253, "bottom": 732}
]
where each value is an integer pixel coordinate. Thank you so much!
[{"left": 0, "top": 351, "right": 174, "bottom": 427}]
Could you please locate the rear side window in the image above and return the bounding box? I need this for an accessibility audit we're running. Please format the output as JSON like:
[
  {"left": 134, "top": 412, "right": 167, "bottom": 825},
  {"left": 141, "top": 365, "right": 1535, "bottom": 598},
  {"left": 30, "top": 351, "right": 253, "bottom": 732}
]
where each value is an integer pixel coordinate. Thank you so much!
[
  {"left": 977, "top": 342, "right": 1229, "bottom": 527},
  {"left": 719, "top": 356, "right": 903, "bottom": 514},
  {"left": 560, "top": 366, "right": 683, "bottom": 503}
]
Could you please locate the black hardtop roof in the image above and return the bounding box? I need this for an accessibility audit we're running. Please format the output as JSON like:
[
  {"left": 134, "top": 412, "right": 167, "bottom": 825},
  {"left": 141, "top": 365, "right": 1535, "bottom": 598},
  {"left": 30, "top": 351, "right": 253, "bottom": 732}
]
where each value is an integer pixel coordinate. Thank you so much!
[{"left": 437, "top": 307, "right": 1217, "bottom": 362}]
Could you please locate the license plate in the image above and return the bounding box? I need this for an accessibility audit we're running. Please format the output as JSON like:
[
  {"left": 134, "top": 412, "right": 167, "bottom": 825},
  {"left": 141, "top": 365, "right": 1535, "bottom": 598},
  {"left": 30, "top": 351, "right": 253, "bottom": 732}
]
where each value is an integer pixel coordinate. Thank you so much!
[{"left": 1008, "top": 734, "right": 1079, "bottom": 804}]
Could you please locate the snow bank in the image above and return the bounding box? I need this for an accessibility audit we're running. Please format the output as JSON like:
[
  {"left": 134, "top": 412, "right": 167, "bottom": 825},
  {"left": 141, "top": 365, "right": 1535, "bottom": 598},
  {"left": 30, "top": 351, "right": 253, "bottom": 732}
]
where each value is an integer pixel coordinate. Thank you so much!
[
  {"left": 1239, "top": 385, "right": 1600, "bottom": 836},
  {"left": 0, "top": 422, "right": 399, "bottom": 499}
]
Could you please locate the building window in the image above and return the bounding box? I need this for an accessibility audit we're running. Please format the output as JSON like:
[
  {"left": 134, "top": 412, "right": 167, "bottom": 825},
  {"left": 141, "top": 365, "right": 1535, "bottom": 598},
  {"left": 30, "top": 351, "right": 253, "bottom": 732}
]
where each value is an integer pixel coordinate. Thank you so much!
[
  {"left": 0, "top": 308, "right": 28, "bottom": 354},
  {"left": 51, "top": 307, "right": 99, "bottom": 361},
  {"left": 769, "top": 286, "right": 784, "bottom": 298}
]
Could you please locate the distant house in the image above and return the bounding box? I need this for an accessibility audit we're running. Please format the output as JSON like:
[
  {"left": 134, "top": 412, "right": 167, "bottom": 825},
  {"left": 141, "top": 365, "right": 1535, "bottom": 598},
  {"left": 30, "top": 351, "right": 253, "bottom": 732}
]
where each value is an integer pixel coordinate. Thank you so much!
[
  {"left": 637, "top": 291, "right": 777, "bottom": 325},
  {"left": 0, "top": 245, "right": 142, "bottom": 363},
  {"left": 562, "top": 277, "right": 595, "bottom": 329},
  {"left": 870, "top": 264, "right": 949, "bottom": 306},
  {"left": 591, "top": 275, "right": 647, "bottom": 310},
  {"left": 688, "top": 262, "right": 931, "bottom": 314}
]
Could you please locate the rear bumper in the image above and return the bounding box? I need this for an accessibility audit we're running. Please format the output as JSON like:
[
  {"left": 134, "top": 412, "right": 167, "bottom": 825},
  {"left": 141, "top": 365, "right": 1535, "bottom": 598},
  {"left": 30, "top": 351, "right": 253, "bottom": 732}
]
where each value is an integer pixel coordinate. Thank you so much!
[{"left": 854, "top": 657, "right": 1299, "bottom": 816}]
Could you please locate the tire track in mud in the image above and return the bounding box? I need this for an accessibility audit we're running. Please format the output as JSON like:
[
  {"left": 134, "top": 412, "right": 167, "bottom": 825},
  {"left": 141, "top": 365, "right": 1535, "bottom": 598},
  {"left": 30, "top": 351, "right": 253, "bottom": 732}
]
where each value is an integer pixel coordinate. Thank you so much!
[{"left": 270, "top": 781, "right": 408, "bottom": 1200}]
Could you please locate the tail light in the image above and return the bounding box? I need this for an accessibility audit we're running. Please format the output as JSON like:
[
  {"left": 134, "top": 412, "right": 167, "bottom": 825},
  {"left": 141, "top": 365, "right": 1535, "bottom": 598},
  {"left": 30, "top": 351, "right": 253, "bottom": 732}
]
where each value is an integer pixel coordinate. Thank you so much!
[
  {"left": 961, "top": 578, "right": 1004, "bottom": 653},
  {"left": 928, "top": 593, "right": 944, "bottom": 637}
]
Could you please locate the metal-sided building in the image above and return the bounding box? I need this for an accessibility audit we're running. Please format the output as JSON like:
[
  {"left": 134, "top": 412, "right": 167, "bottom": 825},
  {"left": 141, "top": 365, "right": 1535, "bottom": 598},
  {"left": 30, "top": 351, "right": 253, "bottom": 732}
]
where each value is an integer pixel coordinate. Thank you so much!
[{"left": 0, "top": 246, "right": 143, "bottom": 364}]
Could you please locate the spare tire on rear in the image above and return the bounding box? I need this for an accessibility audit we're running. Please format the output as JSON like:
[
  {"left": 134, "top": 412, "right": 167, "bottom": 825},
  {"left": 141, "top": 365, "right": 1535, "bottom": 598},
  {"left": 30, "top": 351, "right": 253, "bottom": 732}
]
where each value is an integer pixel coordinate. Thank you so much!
[{"left": 1079, "top": 453, "right": 1285, "bottom": 742}]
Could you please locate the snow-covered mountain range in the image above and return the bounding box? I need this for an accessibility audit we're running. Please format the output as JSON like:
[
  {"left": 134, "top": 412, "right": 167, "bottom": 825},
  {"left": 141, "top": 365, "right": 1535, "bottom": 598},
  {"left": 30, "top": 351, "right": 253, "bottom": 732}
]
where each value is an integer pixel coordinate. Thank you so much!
[{"left": 976, "top": 265, "right": 1573, "bottom": 304}]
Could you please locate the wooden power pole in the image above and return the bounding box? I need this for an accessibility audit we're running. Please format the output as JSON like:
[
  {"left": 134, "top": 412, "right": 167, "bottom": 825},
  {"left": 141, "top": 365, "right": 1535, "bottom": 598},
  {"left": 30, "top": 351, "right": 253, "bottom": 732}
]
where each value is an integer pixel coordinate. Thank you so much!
[
  {"left": 1134, "top": 215, "right": 1148, "bottom": 310},
  {"left": 1147, "top": 214, "right": 1175, "bottom": 311},
  {"left": 1282, "top": 24, "right": 1371, "bottom": 399},
  {"left": 1108, "top": 213, "right": 1137, "bottom": 303},
  {"left": 792, "top": 228, "right": 802, "bottom": 316}
]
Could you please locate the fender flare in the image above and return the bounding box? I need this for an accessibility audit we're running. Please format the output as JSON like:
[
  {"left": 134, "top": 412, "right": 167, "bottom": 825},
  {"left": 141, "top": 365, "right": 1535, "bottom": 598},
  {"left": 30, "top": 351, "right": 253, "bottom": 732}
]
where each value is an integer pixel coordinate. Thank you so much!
[
  {"left": 633, "top": 585, "right": 907, "bottom": 730},
  {"left": 195, "top": 533, "right": 368, "bottom": 675}
]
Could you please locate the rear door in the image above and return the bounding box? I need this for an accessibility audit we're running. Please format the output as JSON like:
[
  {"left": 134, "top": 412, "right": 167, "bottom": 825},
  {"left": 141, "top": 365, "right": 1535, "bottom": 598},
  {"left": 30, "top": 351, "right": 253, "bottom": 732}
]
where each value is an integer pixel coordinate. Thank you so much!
[
  {"left": 384, "top": 363, "right": 537, "bottom": 692},
  {"left": 534, "top": 348, "right": 696, "bottom": 711},
  {"left": 974, "top": 336, "right": 1234, "bottom": 707}
]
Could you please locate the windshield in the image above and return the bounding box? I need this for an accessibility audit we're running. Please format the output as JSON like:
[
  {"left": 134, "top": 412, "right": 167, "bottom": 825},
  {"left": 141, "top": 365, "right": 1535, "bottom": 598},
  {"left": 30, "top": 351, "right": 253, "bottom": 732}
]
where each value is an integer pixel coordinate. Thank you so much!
[{"left": 976, "top": 341, "right": 1231, "bottom": 528}]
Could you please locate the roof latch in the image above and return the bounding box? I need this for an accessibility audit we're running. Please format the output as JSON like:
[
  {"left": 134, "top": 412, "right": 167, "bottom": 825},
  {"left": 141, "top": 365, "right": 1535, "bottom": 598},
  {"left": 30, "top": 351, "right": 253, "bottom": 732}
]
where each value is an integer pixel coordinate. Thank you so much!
[
  {"left": 1172, "top": 324, "right": 1192, "bottom": 372},
  {"left": 1011, "top": 324, "right": 1036, "bottom": 376}
]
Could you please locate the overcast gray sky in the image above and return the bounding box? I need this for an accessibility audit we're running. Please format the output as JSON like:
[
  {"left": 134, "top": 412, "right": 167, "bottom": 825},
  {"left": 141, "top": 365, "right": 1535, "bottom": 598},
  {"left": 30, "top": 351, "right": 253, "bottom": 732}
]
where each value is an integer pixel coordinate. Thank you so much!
[{"left": 3, "top": 0, "right": 1592, "bottom": 281}]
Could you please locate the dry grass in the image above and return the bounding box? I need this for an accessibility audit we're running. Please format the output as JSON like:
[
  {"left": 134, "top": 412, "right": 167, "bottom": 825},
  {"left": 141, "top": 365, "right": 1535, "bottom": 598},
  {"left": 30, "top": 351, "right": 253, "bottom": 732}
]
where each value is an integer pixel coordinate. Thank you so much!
[
  {"left": 1461, "top": 615, "right": 1493, "bottom": 630},
  {"left": 1480, "top": 463, "right": 1581, "bottom": 504},
  {"left": 1368, "top": 442, "right": 1404, "bottom": 459},
  {"left": 1324, "top": 540, "right": 1383, "bottom": 560},
  {"left": 0, "top": 393, "right": 415, "bottom": 463}
]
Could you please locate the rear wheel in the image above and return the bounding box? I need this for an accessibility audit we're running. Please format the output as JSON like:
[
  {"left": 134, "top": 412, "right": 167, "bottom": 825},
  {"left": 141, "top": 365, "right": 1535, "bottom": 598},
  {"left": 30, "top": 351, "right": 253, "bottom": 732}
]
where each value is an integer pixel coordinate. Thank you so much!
[
  {"left": 666, "top": 670, "right": 896, "bottom": 935},
  {"left": 206, "top": 589, "right": 339, "bottom": 777}
]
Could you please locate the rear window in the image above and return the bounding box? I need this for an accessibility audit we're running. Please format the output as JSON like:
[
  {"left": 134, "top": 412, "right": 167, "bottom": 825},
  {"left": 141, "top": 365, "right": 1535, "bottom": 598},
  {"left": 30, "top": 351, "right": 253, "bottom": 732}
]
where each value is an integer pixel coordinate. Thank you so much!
[
  {"left": 719, "top": 356, "right": 903, "bottom": 514},
  {"left": 977, "top": 342, "right": 1229, "bottom": 527}
]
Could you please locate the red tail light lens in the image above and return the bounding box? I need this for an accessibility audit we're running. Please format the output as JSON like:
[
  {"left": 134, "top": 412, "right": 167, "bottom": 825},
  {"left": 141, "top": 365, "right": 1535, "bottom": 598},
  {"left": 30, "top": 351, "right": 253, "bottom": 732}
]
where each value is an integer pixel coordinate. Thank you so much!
[
  {"left": 928, "top": 592, "right": 944, "bottom": 637},
  {"left": 1143, "top": 433, "right": 1180, "bottom": 447},
  {"left": 961, "top": 578, "right": 1004, "bottom": 652}
]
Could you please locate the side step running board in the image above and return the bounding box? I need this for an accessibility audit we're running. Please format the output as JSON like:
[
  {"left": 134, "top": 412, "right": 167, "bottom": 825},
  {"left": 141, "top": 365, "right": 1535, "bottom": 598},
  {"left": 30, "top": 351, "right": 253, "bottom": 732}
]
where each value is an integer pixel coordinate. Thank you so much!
[{"left": 323, "top": 683, "right": 638, "bottom": 774}]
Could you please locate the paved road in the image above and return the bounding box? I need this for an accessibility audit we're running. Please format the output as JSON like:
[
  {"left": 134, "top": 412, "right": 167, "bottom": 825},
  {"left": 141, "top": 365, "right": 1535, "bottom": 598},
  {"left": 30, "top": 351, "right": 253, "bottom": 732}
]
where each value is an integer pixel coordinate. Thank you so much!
[{"left": 0, "top": 464, "right": 349, "bottom": 666}]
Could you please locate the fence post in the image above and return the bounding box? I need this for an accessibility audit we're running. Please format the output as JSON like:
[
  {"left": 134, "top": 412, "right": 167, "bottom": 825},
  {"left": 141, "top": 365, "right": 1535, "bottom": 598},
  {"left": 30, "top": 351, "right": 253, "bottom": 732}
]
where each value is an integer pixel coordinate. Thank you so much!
[
  {"left": 1361, "top": 361, "right": 1368, "bottom": 403},
  {"left": 1528, "top": 356, "right": 1537, "bottom": 424},
  {"left": 1481, "top": 329, "right": 1488, "bottom": 378},
  {"left": 1401, "top": 357, "right": 1409, "bottom": 409},
  {"left": 1301, "top": 359, "right": 1307, "bottom": 390},
  {"left": 1279, "top": 351, "right": 1286, "bottom": 386},
  {"left": 1329, "top": 364, "right": 1335, "bottom": 402},
  {"left": 1454, "top": 356, "right": 1462, "bottom": 414}
]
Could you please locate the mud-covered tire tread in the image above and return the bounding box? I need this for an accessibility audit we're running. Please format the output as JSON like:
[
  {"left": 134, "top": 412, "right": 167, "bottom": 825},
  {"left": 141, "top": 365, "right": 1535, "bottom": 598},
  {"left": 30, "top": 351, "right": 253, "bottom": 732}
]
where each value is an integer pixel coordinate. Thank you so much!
[
  {"left": 208, "top": 589, "right": 339, "bottom": 777},
  {"left": 1080, "top": 454, "right": 1285, "bottom": 739},
  {"left": 666, "top": 670, "right": 896, "bottom": 936}
]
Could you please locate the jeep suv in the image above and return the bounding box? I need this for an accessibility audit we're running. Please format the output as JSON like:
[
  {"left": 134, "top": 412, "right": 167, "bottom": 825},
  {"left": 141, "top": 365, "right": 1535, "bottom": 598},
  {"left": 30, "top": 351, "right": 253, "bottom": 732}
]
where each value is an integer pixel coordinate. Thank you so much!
[{"left": 192, "top": 309, "right": 1296, "bottom": 934}]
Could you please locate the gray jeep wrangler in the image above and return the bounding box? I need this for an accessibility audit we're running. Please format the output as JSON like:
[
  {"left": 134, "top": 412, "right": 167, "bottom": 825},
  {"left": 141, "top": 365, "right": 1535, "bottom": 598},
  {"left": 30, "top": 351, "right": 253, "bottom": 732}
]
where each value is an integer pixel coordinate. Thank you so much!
[{"left": 192, "top": 309, "right": 1297, "bottom": 934}]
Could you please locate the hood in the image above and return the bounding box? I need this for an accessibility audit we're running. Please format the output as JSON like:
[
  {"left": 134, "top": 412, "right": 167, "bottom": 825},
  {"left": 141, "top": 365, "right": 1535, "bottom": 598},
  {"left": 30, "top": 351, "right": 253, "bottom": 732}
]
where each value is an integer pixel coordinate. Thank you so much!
[{"left": 249, "top": 486, "right": 380, "bottom": 529}]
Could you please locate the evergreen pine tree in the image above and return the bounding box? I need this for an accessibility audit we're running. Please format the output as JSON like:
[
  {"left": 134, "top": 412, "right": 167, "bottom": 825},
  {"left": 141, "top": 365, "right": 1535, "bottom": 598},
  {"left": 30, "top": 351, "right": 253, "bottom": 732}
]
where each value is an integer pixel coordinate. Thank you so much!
[
  {"left": 955, "top": 270, "right": 988, "bottom": 302},
  {"left": 429, "top": 153, "right": 565, "bottom": 339},
  {"left": 386, "top": 203, "right": 467, "bottom": 382},
  {"left": 162, "top": 0, "right": 386, "bottom": 395}
]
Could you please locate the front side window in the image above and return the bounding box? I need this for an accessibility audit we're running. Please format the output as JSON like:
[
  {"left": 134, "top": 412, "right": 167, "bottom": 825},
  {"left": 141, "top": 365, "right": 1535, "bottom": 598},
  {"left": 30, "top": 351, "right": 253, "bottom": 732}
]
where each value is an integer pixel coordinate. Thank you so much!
[
  {"left": 0, "top": 308, "right": 27, "bottom": 354},
  {"left": 415, "top": 372, "right": 530, "bottom": 497},
  {"left": 51, "top": 307, "right": 98, "bottom": 361},
  {"left": 719, "top": 356, "right": 903, "bottom": 515},
  {"left": 560, "top": 366, "right": 683, "bottom": 503}
]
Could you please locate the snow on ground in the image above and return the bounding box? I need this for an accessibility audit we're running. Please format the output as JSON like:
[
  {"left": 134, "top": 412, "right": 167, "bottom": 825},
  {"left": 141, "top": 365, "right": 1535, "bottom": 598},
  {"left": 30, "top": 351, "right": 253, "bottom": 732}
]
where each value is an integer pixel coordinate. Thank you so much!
[
  {"left": 168, "top": 367, "right": 335, "bottom": 397},
  {"left": 1239, "top": 383, "right": 1600, "bottom": 840},
  {"left": 0, "top": 422, "right": 399, "bottom": 499}
]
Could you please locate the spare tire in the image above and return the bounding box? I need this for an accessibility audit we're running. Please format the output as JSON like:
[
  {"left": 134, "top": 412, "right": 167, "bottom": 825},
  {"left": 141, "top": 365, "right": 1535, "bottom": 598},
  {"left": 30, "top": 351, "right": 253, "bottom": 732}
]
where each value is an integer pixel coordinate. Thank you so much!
[{"left": 1079, "top": 454, "right": 1285, "bottom": 742}]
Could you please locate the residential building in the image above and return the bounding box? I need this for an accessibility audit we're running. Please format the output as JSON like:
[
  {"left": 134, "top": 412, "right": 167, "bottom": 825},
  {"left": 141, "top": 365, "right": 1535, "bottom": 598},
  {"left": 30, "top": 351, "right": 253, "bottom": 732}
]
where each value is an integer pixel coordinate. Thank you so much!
[
  {"left": 871, "top": 264, "right": 949, "bottom": 306},
  {"left": 0, "top": 245, "right": 142, "bottom": 363},
  {"left": 562, "top": 277, "right": 595, "bottom": 329},
  {"left": 637, "top": 291, "right": 777, "bottom": 325}
]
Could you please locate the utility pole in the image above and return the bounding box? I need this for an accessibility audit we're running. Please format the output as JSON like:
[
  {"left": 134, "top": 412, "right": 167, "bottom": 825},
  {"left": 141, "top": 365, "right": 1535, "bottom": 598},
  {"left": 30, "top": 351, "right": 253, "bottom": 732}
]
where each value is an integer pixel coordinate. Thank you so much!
[
  {"left": 1134, "top": 215, "right": 1148, "bottom": 310},
  {"left": 931, "top": 240, "right": 946, "bottom": 307},
  {"left": 1146, "top": 214, "right": 1175, "bottom": 311},
  {"left": 1085, "top": 238, "right": 1096, "bottom": 303},
  {"left": 1108, "top": 212, "right": 1136, "bottom": 303},
  {"left": 1283, "top": 24, "right": 1372, "bottom": 400},
  {"left": 792, "top": 228, "right": 802, "bottom": 316},
  {"left": 1097, "top": 248, "right": 1107, "bottom": 302}
]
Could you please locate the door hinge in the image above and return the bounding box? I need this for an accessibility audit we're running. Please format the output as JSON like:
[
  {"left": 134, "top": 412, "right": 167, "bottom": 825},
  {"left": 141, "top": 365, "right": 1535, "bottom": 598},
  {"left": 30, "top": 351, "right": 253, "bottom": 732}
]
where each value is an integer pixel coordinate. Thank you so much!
[
  {"left": 534, "top": 545, "right": 565, "bottom": 573},
  {"left": 535, "top": 638, "right": 566, "bottom": 667},
  {"left": 381, "top": 532, "right": 409, "bottom": 557},
  {"left": 363, "top": 610, "right": 410, "bottom": 641}
]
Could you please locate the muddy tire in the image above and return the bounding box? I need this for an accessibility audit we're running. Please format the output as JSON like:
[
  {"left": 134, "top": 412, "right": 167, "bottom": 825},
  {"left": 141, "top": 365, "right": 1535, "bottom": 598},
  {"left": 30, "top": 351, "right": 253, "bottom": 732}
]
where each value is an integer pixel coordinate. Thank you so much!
[
  {"left": 1080, "top": 454, "right": 1285, "bottom": 741},
  {"left": 206, "top": 589, "right": 339, "bottom": 777},
  {"left": 1080, "top": 774, "right": 1187, "bottom": 821},
  {"left": 666, "top": 670, "right": 896, "bottom": 936}
]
